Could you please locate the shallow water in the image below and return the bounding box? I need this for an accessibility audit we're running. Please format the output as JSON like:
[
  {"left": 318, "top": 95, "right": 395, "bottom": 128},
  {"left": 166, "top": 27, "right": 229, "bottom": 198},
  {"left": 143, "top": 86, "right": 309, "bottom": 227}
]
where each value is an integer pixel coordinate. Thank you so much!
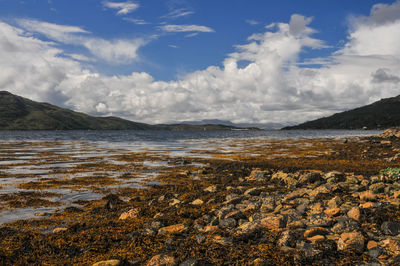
[{"left": 0, "top": 130, "right": 382, "bottom": 225}]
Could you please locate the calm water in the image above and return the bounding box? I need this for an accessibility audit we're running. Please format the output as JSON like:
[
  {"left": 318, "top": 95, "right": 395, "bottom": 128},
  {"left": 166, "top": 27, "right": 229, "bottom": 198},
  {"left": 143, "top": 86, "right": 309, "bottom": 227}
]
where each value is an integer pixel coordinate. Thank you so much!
[
  {"left": 0, "top": 129, "right": 383, "bottom": 143},
  {"left": 0, "top": 129, "right": 382, "bottom": 225}
]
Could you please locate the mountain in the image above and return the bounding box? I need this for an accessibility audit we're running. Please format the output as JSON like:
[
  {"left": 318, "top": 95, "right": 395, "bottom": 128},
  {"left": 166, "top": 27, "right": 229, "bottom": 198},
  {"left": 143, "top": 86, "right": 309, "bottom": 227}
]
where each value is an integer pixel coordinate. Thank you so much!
[
  {"left": 283, "top": 95, "right": 400, "bottom": 130},
  {"left": 174, "top": 119, "right": 282, "bottom": 130},
  {"left": 0, "top": 91, "right": 254, "bottom": 131}
]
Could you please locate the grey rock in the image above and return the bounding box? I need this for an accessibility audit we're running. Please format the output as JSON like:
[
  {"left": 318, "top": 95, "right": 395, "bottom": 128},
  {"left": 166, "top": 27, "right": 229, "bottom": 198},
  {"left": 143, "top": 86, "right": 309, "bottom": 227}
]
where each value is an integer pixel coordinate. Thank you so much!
[
  {"left": 381, "top": 221, "right": 400, "bottom": 236},
  {"left": 331, "top": 217, "right": 360, "bottom": 234},
  {"left": 219, "top": 218, "right": 237, "bottom": 229},
  {"left": 179, "top": 258, "right": 199, "bottom": 266},
  {"left": 368, "top": 248, "right": 383, "bottom": 258}
]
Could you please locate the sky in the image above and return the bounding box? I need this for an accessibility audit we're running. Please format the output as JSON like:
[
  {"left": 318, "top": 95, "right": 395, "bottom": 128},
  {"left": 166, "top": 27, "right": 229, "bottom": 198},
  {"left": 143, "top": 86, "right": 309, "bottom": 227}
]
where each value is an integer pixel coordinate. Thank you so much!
[{"left": 0, "top": 0, "right": 400, "bottom": 125}]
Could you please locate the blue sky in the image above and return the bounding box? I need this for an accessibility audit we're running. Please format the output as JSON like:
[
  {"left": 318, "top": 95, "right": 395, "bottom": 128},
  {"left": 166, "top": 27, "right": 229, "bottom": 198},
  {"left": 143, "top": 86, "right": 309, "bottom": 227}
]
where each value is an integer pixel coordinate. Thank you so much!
[{"left": 0, "top": 0, "right": 400, "bottom": 124}]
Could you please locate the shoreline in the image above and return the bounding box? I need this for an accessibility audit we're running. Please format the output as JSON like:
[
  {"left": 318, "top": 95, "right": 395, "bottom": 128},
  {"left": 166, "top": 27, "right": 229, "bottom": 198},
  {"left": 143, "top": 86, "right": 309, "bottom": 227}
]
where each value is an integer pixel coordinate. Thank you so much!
[{"left": 0, "top": 133, "right": 400, "bottom": 264}]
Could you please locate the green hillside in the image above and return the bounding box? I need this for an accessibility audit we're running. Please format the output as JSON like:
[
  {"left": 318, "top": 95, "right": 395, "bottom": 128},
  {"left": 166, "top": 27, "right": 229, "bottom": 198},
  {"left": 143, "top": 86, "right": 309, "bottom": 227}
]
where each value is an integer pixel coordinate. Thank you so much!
[{"left": 283, "top": 95, "right": 400, "bottom": 130}]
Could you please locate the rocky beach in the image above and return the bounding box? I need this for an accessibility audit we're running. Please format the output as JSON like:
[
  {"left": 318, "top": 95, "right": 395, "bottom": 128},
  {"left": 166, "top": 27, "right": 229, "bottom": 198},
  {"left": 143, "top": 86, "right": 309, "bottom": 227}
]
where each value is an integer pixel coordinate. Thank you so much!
[{"left": 1, "top": 129, "right": 400, "bottom": 265}]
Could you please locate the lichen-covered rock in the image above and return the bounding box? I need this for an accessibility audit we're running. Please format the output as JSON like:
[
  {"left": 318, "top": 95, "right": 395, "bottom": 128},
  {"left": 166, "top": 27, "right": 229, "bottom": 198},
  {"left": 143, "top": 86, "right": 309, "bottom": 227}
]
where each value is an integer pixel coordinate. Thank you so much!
[
  {"left": 119, "top": 208, "right": 139, "bottom": 220},
  {"left": 337, "top": 232, "right": 364, "bottom": 252}
]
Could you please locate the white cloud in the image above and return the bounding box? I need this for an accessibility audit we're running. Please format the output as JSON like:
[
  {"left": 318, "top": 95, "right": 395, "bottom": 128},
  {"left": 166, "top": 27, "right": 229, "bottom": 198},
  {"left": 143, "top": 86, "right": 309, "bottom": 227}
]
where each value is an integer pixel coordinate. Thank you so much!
[
  {"left": 246, "top": 19, "right": 259, "bottom": 26},
  {"left": 17, "top": 19, "right": 146, "bottom": 64},
  {"left": 159, "top": 24, "right": 215, "bottom": 33},
  {"left": 66, "top": 53, "right": 95, "bottom": 62},
  {"left": 102, "top": 1, "right": 139, "bottom": 15},
  {"left": 123, "top": 18, "right": 149, "bottom": 25},
  {"left": 1, "top": 1, "right": 400, "bottom": 125},
  {"left": 161, "top": 8, "right": 194, "bottom": 19}
]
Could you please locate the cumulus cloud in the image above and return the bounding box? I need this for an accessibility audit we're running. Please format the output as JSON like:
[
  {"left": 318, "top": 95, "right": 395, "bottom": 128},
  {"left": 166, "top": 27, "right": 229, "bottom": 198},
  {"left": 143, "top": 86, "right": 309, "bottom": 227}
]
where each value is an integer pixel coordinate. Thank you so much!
[
  {"left": 102, "top": 1, "right": 139, "bottom": 15},
  {"left": 17, "top": 19, "right": 146, "bottom": 64},
  {"left": 1, "top": 1, "right": 400, "bottom": 124},
  {"left": 159, "top": 24, "right": 215, "bottom": 33}
]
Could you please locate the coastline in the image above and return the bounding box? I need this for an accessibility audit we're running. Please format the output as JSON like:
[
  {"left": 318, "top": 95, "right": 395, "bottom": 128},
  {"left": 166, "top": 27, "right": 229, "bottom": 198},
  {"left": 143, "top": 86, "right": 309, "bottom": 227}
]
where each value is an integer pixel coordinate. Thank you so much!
[{"left": 0, "top": 132, "right": 400, "bottom": 264}]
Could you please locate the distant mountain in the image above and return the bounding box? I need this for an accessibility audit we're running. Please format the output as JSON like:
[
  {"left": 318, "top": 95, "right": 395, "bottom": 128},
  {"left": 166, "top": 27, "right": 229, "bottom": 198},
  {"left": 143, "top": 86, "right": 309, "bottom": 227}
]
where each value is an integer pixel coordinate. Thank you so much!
[
  {"left": 283, "top": 95, "right": 400, "bottom": 130},
  {"left": 176, "top": 119, "right": 282, "bottom": 130},
  {"left": 0, "top": 91, "right": 254, "bottom": 131}
]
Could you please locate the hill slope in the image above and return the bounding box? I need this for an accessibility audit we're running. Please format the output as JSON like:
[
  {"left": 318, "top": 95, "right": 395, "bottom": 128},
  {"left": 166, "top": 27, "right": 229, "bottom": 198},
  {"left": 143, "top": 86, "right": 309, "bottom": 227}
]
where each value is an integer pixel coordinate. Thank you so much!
[
  {"left": 0, "top": 91, "right": 253, "bottom": 131},
  {"left": 283, "top": 95, "right": 400, "bottom": 130}
]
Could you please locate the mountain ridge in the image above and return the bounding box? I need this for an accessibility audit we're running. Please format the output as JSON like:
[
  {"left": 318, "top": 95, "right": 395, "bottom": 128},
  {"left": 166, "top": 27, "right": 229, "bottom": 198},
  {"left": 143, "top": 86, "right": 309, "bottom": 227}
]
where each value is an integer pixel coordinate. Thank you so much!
[
  {"left": 0, "top": 91, "right": 256, "bottom": 131},
  {"left": 283, "top": 95, "right": 400, "bottom": 130}
]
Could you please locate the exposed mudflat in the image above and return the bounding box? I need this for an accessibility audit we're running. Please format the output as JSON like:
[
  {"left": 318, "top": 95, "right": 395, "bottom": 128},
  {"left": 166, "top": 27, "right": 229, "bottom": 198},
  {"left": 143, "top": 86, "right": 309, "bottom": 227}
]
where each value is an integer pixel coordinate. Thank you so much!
[{"left": 1, "top": 135, "right": 400, "bottom": 265}]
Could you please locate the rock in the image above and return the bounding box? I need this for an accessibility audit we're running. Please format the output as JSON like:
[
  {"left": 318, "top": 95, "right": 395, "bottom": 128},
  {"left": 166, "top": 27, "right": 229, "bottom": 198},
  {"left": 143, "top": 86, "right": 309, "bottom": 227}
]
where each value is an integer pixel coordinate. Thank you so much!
[
  {"left": 368, "top": 248, "right": 383, "bottom": 258},
  {"left": 345, "top": 176, "right": 360, "bottom": 184},
  {"left": 260, "top": 215, "right": 286, "bottom": 231},
  {"left": 53, "top": 227, "right": 68, "bottom": 233},
  {"left": 308, "top": 185, "right": 330, "bottom": 198},
  {"left": 296, "top": 241, "right": 322, "bottom": 259},
  {"left": 324, "top": 171, "right": 345, "bottom": 182},
  {"left": 103, "top": 194, "right": 124, "bottom": 210},
  {"left": 337, "top": 232, "right": 365, "bottom": 252},
  {"left": 244, "top": 187, "right": 262, "bottom": 196},
  {"left": 151, "top": 221, "right": 164, "bottom": 230},
  {"left": 307, "top": 235, "right": 326, "bottom": 244},
  {"left": 224, "top": 210, "right": 245, "bottom": 220},
  {"left": 331, "top": 217, "right": 360, "bottom": 234},
  {"left": 203, "top": 225, "right": 218, "bottom": 233},
  {"left": 179, "top": 259, "right": 199, "bottom": 266},
  {"left": 146, "top": 254, "right": 176, "bottom": 266},
  {"left": 381, "top": 221, "right": 400, "bottom": 236},
  {"left": 246, "top": 169, "right": 271, "bottom": 181},
  {"left": 119, "top": 208, "right": 139, "bottom": 220},
  {"left": 304, "top": 227, "right": 330, "bottom": 238},
  {"left": 298, "top": 172, "right": 322, "bottom": 186},
  {"left": 369, "top": 183, "right": 385, "bottom": 194},
  {"left": 170, "top": 199, "right": 181, "bottom": 206},
  {"left": 367, "top": 241, "right": 378, "bottom": 250},
  {"left": 359, "top": 191, "right": 377, "bottom": 201},
  {"left": 360, "top": 202, "right": 380, "bottom": 209},
  {"left": 307, "top": 213, "right": 334, "bottom": 227},
  {"left": 219, "top": 218, "right": 237, "bottom": 229},
  {"left": 204, "top": 185, "right": 217, "bottom": 193},
  {"left": 224, "top": 195, "right": 243, "bottom": 205},
  {"left": 92, "top": 260, "right": 121, "bottom": 266},
  {"left": 327, "top": 196, "right": 343, "bottom": 208},
  {"left": 324, "top": 207, "right": 340, "bottom": 216},
  {"left": 191, "top": 199, "right": 204, "bottom": 205},
  {"left": 271, "top": 171, "right": 298, "bottom": 187},
  {"left": 212, "top": 235, "right": 232, "bottom": 245},
  {"left": 347, "top": 207, "right": 361, "bottom": 221},
  {"left": 158, "top": 224, "right": 187, "bottom": 235}
]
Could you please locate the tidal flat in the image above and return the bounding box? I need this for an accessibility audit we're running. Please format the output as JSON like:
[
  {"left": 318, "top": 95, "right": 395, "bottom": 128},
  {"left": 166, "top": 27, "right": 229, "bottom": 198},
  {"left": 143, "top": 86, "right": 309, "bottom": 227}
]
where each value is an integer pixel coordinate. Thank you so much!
[{"left": 1, "top": 133, "right": 400, "bottom": 265}]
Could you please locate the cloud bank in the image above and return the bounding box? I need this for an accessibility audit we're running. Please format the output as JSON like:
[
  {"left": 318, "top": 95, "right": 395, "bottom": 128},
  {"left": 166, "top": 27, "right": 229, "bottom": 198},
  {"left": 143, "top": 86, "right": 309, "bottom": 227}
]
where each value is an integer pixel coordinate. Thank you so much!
[{"left": 1, "top": 1, "right": 400, "bottom": 124}]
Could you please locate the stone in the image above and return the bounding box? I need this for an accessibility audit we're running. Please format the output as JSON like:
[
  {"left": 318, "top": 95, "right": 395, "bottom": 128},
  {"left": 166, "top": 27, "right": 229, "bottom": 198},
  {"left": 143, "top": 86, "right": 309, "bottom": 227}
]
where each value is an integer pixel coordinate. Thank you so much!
[
  {"left": 246, "top": 169, "right": 271, "bottom": 181},
  {"left": 212, "top": 235, "right": 232, "bottom": 245},
  {"left": 360, "top": 202, "right": 380, "bottom": 209},
  {"left": 367, "top": 241, "right": 378, "bottom": 250},
  {"left": 327, "top": 196, "right": 343, "bottom": 208},
  {"left": 304, "top": 227, "right": 330, "bottom": 238},
  {"left": 203, "top": 225, "right": 218, "bottom": 233},
  {"left": 204, "top": 185, "right": 217, "bottom": 193},
  {"left": 308, "top": 185, "right": 330, "bottom": 198},
  {"left": 260, "top": 216, "right": 286, "bottom": 231},
  {"left": 224, "top": 210, "right": 245, "bottom": 220},
  {"left": 92, "top": 260, "right": 121, "bottom": 266},
  {"left": 271, "top": 171, "right": 298, "bottom": 187},
  {"left": 191, "top": 199, "right": 204, "bottom": 205},
  {"left": 170, "top": 199, "right": 181, "bottom": 206},
  {"left": 368, "top": 248, "right": 383, "bottom": 258},
  {"left": 158, "top": 224, "right": 187, "bottom": 235},
  {"left": 337, "top": 232, "right": 365, "bottom": 252},
  {"left": 307, "top": 213, "right": 334, "bottom": 227},
  {"left": 347, "top": 207, "right": 361, "bottom": 221},
  {"left": 244, "top": 187, "right": 262, "bottom": 196},
  {"left": 296, "top": 241, "right": 322, "bottom": 259},
  {"left": 146, "top": 254, "right": 176, "bottom": 266},
  {"left": 331, "top": 218, "right": 360, "bottom": 234},
  {"left": 324, "top": 207, "right": 340, "bottom": 216},
  {"left": 298, "top": 172, "right": 323, "bottom": 186},
  {"left": 381, "top": 127, "right": 400, "bottom": 138},
  {"left": 324, "top": 171, "right": 345, "bottom": 182},
  {"left": 345, "top": 176, "right": 360, "bottom": 184},
  {"left": 381, "top": 221, "right": 400, "bottom": 236},
  {"left": 195, "top": 234, "right": 206, "bottom": 244},
  {"left": 119, "top": 208, "right": 139, "bottom": 220},
  {"left": 359, "top": 191, "right": 377, "bottom": 201},
  {"left": 307, "top": 235, "right": 326, "bottom": 244},
  {"left": 53, "top": 227, "right": 68, "bottom": 233},
  {"left": 381, "top": 238, "right": 400, "bottom": 255},
  {"left": 369, "top": 182, "right": 385, "bottom": 194},
  {"left": 219, "top": 218, "right": 237, "bottom": 229}
]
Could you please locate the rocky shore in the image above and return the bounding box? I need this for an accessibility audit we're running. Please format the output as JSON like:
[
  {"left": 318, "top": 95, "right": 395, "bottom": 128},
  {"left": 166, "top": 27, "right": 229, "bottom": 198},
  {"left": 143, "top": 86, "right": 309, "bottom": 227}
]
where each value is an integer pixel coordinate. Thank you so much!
[{"left": 1, "top": 130, "right": 400, "bottom": 265}]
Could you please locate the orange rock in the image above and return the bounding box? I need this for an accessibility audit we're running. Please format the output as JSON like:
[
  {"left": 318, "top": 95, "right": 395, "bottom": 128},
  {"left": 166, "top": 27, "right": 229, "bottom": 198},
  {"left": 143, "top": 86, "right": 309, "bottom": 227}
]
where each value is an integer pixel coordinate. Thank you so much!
[
  {"left": 52, "top": 227, "right": 68, "bottom": 233},
  {"left": 359, "top": 191, "right": 377, "bottom": 201},
  {"left": 146, "top": 254, "right": 175, "bottom": 266},
  {"left": 203, "top": 225, "right": 218, "bottom": 233},
  {"left": 337, "top": 232, "right": 365, "bottom": 252},
  {"left": 158, "top": 224, "right": 187, "bottom": 235},
  {"left": 260, "top": 216, "right": 285, "bottom": 231},
  {"left": 324, "top": 207, "right": 340, "bottom": 216},
  {"left": 360, "top": 202, "right": 377, "bottom": 209},
  {"left": 367, "top": 240, "right": 378, "bottom": 250},
  {"left": 304, "top": 227, "right": 330, "bottom": 238},
  {"left": 92, "top": 260, "right": 120, "bottom": 266},
  {"left": 307, "top": 235, "right": 325, "bottom": 244},
  {"left": 119, "top": 208, "right": 139, "bottom": 220},
  {"left": 347, "top": 207, "right": 361, "bottom": 221}
]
